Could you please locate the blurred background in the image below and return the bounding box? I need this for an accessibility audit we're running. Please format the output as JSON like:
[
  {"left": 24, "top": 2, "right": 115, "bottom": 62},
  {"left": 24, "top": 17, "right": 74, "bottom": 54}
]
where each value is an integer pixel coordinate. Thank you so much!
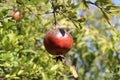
[{"left": 0, "top": 0, "right": 120, "bottom": 80}]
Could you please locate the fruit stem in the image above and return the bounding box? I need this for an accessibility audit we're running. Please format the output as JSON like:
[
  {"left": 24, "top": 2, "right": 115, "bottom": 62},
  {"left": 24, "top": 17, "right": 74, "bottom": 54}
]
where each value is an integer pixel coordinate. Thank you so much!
[
  {"left": 51, "top": 1, "right": 57, "bottom": 27},
  {"left": 53, "top": 11, "right": 57, "bottom": 26}
]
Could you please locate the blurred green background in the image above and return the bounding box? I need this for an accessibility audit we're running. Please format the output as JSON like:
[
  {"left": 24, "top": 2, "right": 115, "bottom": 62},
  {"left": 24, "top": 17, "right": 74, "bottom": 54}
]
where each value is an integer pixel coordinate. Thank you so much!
[{"left": 0, "top": 0, "right": 120, "bottom": 80}]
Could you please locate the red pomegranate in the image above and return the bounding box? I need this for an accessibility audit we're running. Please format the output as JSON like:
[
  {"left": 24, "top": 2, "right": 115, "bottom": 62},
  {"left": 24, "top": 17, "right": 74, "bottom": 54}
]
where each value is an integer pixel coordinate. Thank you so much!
[{"left": 44, "top": 28, "right": 73, "bottom": 56}]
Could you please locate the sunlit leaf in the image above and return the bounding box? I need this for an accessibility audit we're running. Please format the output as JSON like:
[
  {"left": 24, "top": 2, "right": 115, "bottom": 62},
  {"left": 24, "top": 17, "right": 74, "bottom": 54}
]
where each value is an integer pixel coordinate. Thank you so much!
[{"left": 70, "top": 65, "right": 78, "bottom": 78}]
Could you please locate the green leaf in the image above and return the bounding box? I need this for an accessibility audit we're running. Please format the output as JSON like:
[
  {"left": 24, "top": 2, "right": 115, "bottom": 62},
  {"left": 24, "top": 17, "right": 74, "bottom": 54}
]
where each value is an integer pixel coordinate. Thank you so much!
[
  {"left": 71, "top": 20, "right": 80, "bottom": 30},
  {"left": 101, "top": 9, "right": 111, "bottom": 26},
  {"left": 21, "top": 49, "right": 36, "bottom": 54},
  {"left": 70, "top": 65, "right": 78, "bottom": 78},
  {"left": 17, "top": 70, "right": 24, "bottom": 75},
  {"left": 50, "top": 64, "right": 59, "bottom": 71}
]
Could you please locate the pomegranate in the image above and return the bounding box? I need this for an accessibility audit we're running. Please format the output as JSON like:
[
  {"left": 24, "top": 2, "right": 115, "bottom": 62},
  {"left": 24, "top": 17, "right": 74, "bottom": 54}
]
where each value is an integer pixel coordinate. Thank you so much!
[
  {"left": 9, "top": 10, "right": 15, "bottom": 17},
  {"left": 44, "top": 28, "right": 73, "bottom": 56},
  {"left": 13, "top": 11, "right": 23, "bottom": 21},
  {"left": 9, "top": 10, "right": 23, "bottom": 21}
]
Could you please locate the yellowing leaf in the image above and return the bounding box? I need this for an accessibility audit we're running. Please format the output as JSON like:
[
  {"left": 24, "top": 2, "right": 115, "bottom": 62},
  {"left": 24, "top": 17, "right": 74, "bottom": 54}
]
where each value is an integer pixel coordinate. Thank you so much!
[
  {"left": 18, "top": 70, "right": 24, "bottom": 75},
  {"left": 70, "top": 65, "right": 78, "bottom": 78},
  {"left": 51, "top": 64, "right": 59, "bottom": 71}
]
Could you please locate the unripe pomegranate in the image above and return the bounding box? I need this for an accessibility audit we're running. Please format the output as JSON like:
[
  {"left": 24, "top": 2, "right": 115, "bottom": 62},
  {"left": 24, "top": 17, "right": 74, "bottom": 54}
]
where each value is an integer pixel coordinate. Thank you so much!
[{"left": 44, "top": 28, "right": 73, "bottom": 56}]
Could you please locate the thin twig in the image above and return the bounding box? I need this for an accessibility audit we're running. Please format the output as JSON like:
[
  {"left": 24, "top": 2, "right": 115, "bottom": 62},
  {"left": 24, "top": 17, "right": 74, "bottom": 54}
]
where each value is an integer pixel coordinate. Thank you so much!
[
  {"left": 50, "top": 0, "right": 57, "bottom": 26},
  {"left": 53, "top": 11, "right": 57, "bottom": 25}
]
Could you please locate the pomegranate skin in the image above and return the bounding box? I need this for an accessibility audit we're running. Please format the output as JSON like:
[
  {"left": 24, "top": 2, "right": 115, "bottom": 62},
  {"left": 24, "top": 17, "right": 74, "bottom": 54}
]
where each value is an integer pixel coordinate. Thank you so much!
[{"left": 44, "top": 29, "right": 73, "bottom": 55}]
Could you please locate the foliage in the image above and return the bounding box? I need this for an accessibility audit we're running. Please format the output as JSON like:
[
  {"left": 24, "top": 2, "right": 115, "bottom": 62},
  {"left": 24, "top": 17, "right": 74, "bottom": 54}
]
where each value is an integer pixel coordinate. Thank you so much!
[{"left": 0, "top": 0, "right": 120, "bottom": 80}]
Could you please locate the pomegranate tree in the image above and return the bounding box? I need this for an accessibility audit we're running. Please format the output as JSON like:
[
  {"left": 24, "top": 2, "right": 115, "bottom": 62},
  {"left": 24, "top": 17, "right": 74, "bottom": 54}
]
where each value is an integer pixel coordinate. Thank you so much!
[{"left": 44, "top": 28, "right": 73, "bottom": 60}]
